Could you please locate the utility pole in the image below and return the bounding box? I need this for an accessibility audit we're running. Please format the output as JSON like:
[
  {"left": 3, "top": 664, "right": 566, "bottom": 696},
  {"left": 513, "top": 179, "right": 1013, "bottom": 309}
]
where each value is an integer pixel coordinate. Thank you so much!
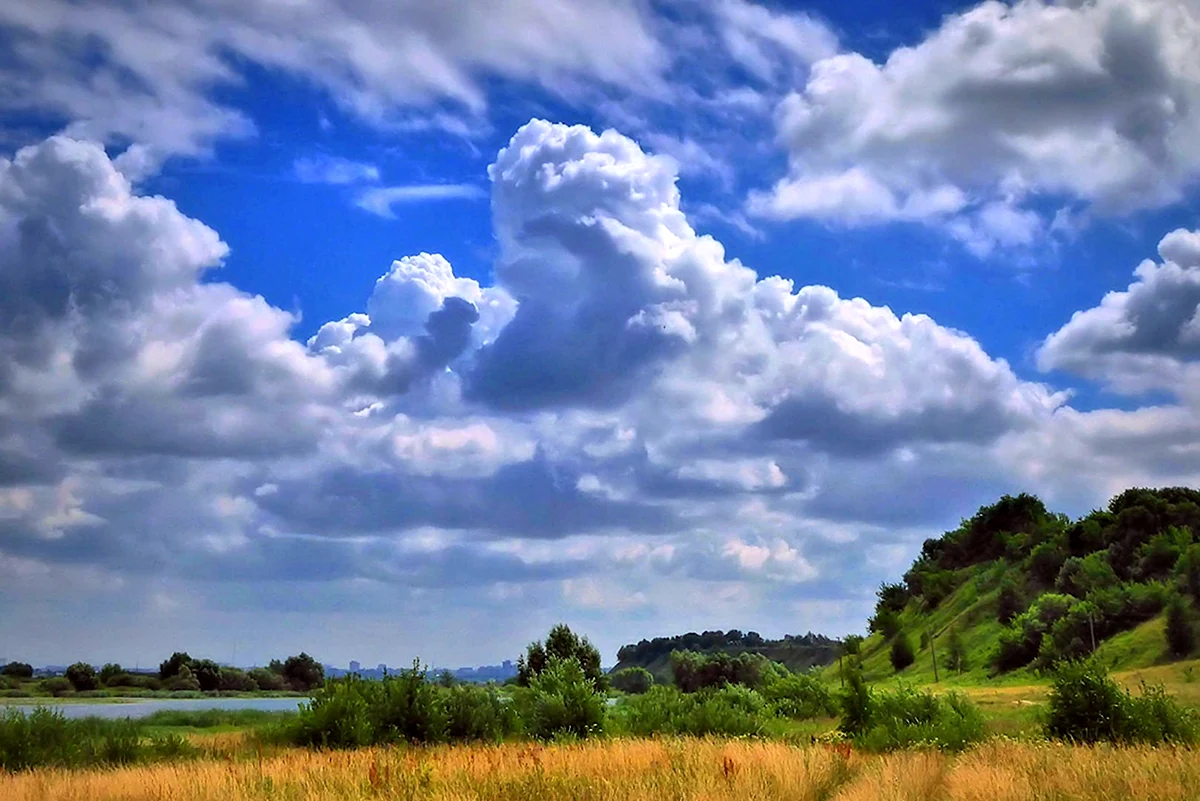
[{"left": 930, "top": 631, "right": 939, "bottom": 683}]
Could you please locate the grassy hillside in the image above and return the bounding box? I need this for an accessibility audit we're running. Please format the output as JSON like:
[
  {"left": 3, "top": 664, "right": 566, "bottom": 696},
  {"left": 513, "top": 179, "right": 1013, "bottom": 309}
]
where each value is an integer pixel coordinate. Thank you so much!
[
  {"left": 613, "top": 631, "right": 838, "bottom": 683},
  {"left": 821, "top": 487, "right": 1200, "bottom": 690}
]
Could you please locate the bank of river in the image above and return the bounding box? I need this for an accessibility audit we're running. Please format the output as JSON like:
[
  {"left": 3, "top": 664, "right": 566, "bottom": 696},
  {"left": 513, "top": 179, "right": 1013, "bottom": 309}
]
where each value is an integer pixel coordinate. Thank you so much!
[{"left": 0, "top": 696, "right": 307, "bottom": 719}]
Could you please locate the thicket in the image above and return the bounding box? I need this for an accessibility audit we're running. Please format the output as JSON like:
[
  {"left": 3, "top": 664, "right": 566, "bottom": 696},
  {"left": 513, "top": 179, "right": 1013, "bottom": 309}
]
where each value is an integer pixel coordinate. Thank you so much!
[
  {"left": 0, "top": 707, "right": 195, "bottom": 772},
  {"left": 1043, "top": 659, "right": 1198, "bottom": 745},
  {"left": 836, "top": 668, "right": 985, "bottom": 752}
]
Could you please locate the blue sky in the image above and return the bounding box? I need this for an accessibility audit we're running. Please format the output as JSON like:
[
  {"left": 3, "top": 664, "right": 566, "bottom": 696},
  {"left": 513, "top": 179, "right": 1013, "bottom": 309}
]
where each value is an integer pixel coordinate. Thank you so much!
[{"left": 2, "top": 0, "right": 1200, "bottom": 669}]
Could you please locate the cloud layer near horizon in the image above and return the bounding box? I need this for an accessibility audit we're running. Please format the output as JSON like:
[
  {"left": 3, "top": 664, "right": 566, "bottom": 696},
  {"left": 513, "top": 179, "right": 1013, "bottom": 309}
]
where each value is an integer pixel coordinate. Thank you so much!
[{"left": 3, "top": 116, "right": 1200, "bottom": 665}]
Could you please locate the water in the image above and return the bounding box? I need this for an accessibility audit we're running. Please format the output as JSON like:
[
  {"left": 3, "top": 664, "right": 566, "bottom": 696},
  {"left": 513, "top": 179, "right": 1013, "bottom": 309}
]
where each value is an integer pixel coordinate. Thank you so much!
[{"left": 1, "top": 696, "right": 307, "bottom": 720}]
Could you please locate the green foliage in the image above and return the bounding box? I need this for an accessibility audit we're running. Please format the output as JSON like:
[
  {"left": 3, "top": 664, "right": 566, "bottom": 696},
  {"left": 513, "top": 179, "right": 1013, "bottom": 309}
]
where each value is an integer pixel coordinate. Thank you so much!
[
  {"left": 841, "top": 634, "right": 863, "bottom": 656},
  {"left": 441, "top": 683, "right": 519, "bottom": 742},
  {"left": 158, "top": 652, "right": 192, "bottom": 680},
  {"left": 611, "top": 684, "right": 770, "bottom": 738},
  {"left": 217, "top": 667, "right": 259, "bottom": 692},
  {"left": 516, "top": 657, "right": 606, "bottom": 741},
  {"left": 869, "top": 608, "right": 901, "bottom": 639},
  {"left": 889, "top": 635, "right": 915, "bottom": 673},
  {"left": 836, "top": 669, "right": 984, "bottom": 752},
  {"left": 1028, "top": 540, "right": 1068, "bottom": 586},
  {"left": 98, "top": 663, "right": 124, "bottom": 686},
  {"left": 945, "top": 628, "right": 968, "bottom": 673},
  {"left": 759, "top": 671, "right": 836, "bottom": 719},
  {"left": 0, "top": 707, "right": 197, "bottom": 771},
  {"left": 249, "top": 667, "right": 286, "bottom": 691},
  {"left": 189, "top": 659, "right": 222, "bottom": 692},
  {"left": 1165, "top": 593, "right": 1196, "bottom": 657},
  {"left": 517, "top": 624, "right": 605, "bottom": 690},
  {"left": 65, "top": 662, "right": 98, "bottom": 692},
  {"left": 1055, "top": 552, "right": 1118, "bottom": 598},
  {"left": 996, "top": 578, "right": 1023, "bottom": 626},
  {"left": 609, "top": 666, "right": 654, "bottom": 695},
  {"left": 1044, "top": 659, "right": 1198, "bottom": 745},
  {"left": 39, "top": 677, "right": 73, "bottom": 697},
  {"left": 165, "top": 666, "right": 201, "bottom": 692},
  {"left": 280, "top": 653, "right": 325, "bottom": 692},
  {"left": 1176, "top": 543, "right": 1200, "bottom": 602},
  {"left": 669, "top": 649, "right": 779, "bottom": 692},
  {"left": 1, "top": 663, "right": 32, "bottom": 680}
]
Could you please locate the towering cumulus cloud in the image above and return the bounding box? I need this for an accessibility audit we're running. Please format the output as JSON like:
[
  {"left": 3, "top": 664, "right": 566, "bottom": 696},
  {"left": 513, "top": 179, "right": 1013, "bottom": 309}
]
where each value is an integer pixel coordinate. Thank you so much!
[{"left": 0, "top": 118, "right": 1138, "bottom": 661}]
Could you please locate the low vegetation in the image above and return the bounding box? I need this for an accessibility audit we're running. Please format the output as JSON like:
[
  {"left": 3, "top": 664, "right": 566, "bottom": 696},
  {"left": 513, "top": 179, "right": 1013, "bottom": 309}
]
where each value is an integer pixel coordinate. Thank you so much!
[{"left": 0, "top": 707, "right": 194, "bottom": 771}]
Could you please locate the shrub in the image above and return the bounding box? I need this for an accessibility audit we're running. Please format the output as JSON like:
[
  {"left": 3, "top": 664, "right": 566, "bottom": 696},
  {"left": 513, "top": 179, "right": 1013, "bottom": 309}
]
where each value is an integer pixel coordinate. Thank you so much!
[
  {"left": 217, "top": 667, "right": 259, "bottom": 692},
  {"left": 289, "top": 677, "right": 374, "bottom": 748},
  {"left": 441, "top": 683, "right": 518, "bottom": 742},
  {"left": 890, "top": 635, "right": 915, "bottom": 672},
  {"left": 0, "top": 707, "right": 189, "bottom": 771},
  {"left": 869, "top": 607, "right": 901, "bottom": 639},
  {"left": 841, "top": 634, "right": 863, "bottom": 656},
  {"left": 611, "top": 684, "right": 770, "bottom": 738},
  {"left": 370, "top": 661, "right": 446, "bottom": 744},
  {"left": 761, "top": 672, "right": 836, "bottom": 719},
  {"left": 837, "top": 671, "right": 984, "bottom": 752},
  {"left": 609, "top": 667, "right": 653, "bottom": 695},
  {"left": 1029, "top": 541, "right": 1068, "bottom": 586},
  {"left": 250, "top": 667, "right": 286, "bottom": 692},
  {"left": 516, "top": 657, "right": 606, "bottom": 741},
  {"left": 996, "top": 579, "right": 1023, "bottom": 625},
  {"left": 1044, "top": 659, "right": 1198, "bottom": 745},
  {"left": 98, "top": 664, "right": 124, "bottom": 686},
  {"left": 2, "top": 662, "right": 33, "bottom": 680},
  {"left": 39, "top": 677, "right": 73, "bottom": 697},
  {"left": 1166, "top": 593, "right": 1196, "bottom": 657},
  {"left": 518, "top": 624, "right": 606, "bottom": 690},
  {"left": 945, "top": 628, "right": 968, "bottom": 673},
  {"left": 1176, "top": 543, "right": 1200, "bottom": 601},
  {"left": 165, "top": 667, "right": 201, "bottom": 692},
  {"left": 65, "top": 663, "right": 98, "bottom": 692}
]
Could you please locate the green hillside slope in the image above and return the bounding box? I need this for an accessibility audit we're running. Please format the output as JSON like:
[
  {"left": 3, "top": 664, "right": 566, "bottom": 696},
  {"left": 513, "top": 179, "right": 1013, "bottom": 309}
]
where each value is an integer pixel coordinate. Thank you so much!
[{"left": 821, "top": 487, "right": 1200, "bottom": 688}]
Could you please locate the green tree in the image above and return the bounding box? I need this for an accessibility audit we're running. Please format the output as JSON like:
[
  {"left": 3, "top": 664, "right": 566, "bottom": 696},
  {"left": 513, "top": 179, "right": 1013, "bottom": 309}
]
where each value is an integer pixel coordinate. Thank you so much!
[
  {"left": 65, "top": 662, "right": 98, "bottom": 691},
  {"left": 1166, "top": 594, "right": 1196, "bottom": 658},
  {"left": 945, "top": 628, "right": 968, "bottom": 673},
  {"left": 281, "top": 653, "right": 325, "bottom": 691},
  {"left": 870, "top": 608, "right": 901, "bottom": 639},
  {"left": 159, "top": 651, "right": 193, "bottom": 680},
  {"left": 890, "top": 635, "right": 915, "bottom": 673},
  {"left": 842, "top": 634, "right": 864, "bottom": 656},
  {"left": 1, "top": 662, "right": 33, "bottom": 679},
  {"left": 190, "top": 658, "right": 223, "bottom": 692},
  {"left": 997, "top": 579, "right": 1023, "bottom": 626},
  {"left": 249, "top": 667, "right": 285, "bottom": 691},
  {"left": 98, "top": 663, "right": 124, "bottom": 686},
  {"left": 517, "top": 624, "right": 605, "bottom": 689},
  {"left": 1176, "top": 543, "right": 1200, "bottom": 603},
  {"left": 609, "top": 666, "right": 653, "bottom": 694}
]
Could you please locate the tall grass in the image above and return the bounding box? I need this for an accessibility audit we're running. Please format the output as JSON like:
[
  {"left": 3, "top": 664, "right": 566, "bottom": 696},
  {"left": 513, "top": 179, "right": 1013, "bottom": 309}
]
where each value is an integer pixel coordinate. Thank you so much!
[
  {"left": 0, "top": 707, "right": 197, "bottom": 771},
  {"left": 5, "top": 737, "right": 1200, "bottom": 800}
]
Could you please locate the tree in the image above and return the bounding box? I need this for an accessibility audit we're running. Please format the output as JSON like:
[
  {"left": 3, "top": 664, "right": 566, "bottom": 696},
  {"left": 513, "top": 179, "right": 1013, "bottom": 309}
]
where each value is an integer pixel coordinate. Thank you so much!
[
  {"left": 609, "top": 666, "right": 653, "bottom": 694},
  {"left": 249, "top": 667, "right": 285, "bottom": 691},
  {"left": 517, "top": 624, "right": 605, "bottom": 689},
  {"left": 281, "top": 653, "right": 325, "bottom": 691},
  {"left": 890, "top": 635, "right": 915, "bottom": 673},
  {"left": 190, "top": 658, "right": 223, "bottom": 692},
  {"left": 1, "top": 662, "right": 33, "bottom": 679},
  {"left": 945, "top": 628, "right": 968, "bottom": 674},
  {"left": 997, "top": 579, "right": 1023, "bottom": 626},
  {"left": 98, "top": 663, "right": 125, "bottom": 686},
  {"left": 870, "top": 607, "right": 901, "bottom": 639},
  {"left": 1166, "top": 594, "right": 1196, "bottom": 658},
  {"left": 159, "top": 651, "right": 193, "bottom": 680},
  {"left": 841, "top": 634, "right": 864, "bottom": 656},
  {"left": 1176, "top": 543, "right": 1200, "bottom": 603},
  {"left": 65, "top": 662, "right": 98, "bottom": 691},
  {"left": 437, "top": 669, "right": 456, "bottom": 688}
]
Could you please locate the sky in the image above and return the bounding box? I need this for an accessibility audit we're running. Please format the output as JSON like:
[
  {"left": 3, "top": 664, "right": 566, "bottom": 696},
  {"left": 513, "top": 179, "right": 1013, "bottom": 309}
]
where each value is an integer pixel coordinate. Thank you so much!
[{"left": 2, "top": 0, "right": 1200, "bottom": 670}]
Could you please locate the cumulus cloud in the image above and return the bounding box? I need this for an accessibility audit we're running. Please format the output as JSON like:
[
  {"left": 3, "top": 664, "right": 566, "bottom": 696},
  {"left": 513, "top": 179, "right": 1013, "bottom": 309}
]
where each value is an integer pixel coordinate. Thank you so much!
[
  {"left": 0, "top": 0, "right": 667, "bottom": 158},
  {"left": 750, "top": 0, "right": 1200, "bottom": 254},
  {"left": 1039, "top": 227, "right": 1200, "bottom": 395},
  {"left": 4, "top": 117, "right": 1182, "bottom": 667}
]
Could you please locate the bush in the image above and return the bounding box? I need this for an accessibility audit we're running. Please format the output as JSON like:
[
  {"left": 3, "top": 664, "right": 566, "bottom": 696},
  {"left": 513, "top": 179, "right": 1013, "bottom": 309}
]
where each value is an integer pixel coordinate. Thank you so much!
[
  {"left": 441, "top": 683, "right": 519, "bottom": 743},
  {"left": 2, "top": 662, "right": 33, "bottom": 680},
  {"left": 611, "top": 684, "right": 770, "bottom": 738},
  {"left": 1044, "top": 659, "right": 1197, "bottom": 745},
  {"left": 217, "top": 667, "right": 259, "bottom": 692},
  {"left": 165, "top": 667, "right": 201, "bottom": 692},
  {"left": 761, "top": 672, "right": 836, "bottom": 719},
  {"left": 98, "top": 664, "right": 125, "bottom": 686},
  {"left": 997, "top": 580, "right": 1023, "bottom": 625},
  {"left": 370, "top": 661, "right": 446, "bottom": 744},
  {"left": 249, "top": 667, "right": 286, "bottom": 692},
  {"left": 65, "top": 663, "right": 98, "bottom": 692},
  {"left": 945, "top": 628, "right": 968, "bottom": 673},
  {"left": 190, "top": 659, "right": 222, "bottom": 692},
  {"left": 1166, "top": 593, "right": 1196, "bottom": 657},
  {"left": 0, "top": 707, "right": 194, "bottom": 771},
  {"left": 837, "top": 671, "right": 984, "bottom": 752},
  {"left": 39, "top": 677, "right": 73, "bottom": 697},
  {"left": 518, "top": 624, "right": 606, "bottom": 690},
  {"left": 869, "top": 608, "right": 901, "bottom": 639},
  {"left": 890, "top": 635, "right": 915, "bottom": 672},
  {"left": 517, "top": 657, "right": 606, "bottom": 741},
  {"left": 609, "top": 667, "right": 653, "bottom": 695}
]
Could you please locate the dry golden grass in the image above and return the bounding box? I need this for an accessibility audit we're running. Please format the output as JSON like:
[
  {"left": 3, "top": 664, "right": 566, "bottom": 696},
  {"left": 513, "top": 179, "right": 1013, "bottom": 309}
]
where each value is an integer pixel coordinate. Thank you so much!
[{"left": 4, "top": 738, "right": 1200, "bottom": 801}]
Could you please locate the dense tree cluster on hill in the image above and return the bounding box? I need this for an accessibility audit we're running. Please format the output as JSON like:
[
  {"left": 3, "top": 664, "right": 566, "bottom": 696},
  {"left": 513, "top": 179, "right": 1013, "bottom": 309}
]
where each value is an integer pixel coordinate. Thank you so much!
[
  {"left": 617, "top": 630, "right": 837, "bottom": 666},
  {"left": 870, "top": 487, "right": 1200, "bottom": 675}
]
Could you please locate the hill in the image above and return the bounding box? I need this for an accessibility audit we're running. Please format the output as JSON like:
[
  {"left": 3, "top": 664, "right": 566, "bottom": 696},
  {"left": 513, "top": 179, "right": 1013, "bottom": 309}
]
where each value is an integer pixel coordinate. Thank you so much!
[
  {"left": 612, "top": 630, "right": 839, "bottom": 683},
  {"left": 822, "top": 487, "right": 1200, "bottom": 686}
]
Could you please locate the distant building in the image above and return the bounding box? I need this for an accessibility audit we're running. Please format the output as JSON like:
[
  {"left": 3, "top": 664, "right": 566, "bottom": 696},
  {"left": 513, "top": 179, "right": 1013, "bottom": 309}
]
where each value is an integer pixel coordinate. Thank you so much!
[{"left": 349, "top": 661, "right": 361, "bottom": 673}]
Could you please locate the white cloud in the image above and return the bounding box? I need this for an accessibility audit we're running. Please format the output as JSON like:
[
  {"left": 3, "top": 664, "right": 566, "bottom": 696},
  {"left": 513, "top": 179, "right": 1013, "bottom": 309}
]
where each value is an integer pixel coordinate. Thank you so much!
[
  {"left": 294, "top": 155, "right": 380, "bottom": 185},
  {"left": 355, "top": 184, "right": 486, "bottom": 218},
  {"left": 751, "top": 0, "right": 1200, "bottom": 253}
]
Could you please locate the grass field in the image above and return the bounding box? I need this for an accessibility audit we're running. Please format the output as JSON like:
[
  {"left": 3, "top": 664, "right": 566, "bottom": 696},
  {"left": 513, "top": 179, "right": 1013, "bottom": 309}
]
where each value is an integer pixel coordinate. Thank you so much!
[{"left": 4, "top": 736, "right": 1200, "bottom": 801}]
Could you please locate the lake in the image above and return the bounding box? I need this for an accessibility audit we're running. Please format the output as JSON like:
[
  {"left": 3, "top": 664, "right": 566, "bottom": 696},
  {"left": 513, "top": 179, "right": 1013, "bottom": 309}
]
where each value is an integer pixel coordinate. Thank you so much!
[{"left": 1, "top": 696, "right": 308, "bottom": 720}]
